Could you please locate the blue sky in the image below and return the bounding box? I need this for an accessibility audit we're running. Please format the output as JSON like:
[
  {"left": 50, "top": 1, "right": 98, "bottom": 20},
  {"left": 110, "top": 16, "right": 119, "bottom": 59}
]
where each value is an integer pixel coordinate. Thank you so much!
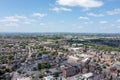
[{"left": 0, "top": 0, "right": 120, "bottom": 33}]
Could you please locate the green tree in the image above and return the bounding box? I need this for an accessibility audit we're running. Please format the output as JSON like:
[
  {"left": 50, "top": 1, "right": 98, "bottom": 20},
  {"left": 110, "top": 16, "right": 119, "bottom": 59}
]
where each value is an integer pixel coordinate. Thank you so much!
[
  {"left": 8, "top": 55, "right": 13, "bottom": 60},
  {"left": 53, "top": 72, "right": 59, "bottom": 77}
]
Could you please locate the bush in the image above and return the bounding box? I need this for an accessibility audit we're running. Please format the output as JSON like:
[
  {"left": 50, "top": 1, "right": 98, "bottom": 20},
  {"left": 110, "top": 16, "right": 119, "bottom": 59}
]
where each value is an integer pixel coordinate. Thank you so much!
[{"left": 38, "top": 63, "right": 51, "bottom": 70}]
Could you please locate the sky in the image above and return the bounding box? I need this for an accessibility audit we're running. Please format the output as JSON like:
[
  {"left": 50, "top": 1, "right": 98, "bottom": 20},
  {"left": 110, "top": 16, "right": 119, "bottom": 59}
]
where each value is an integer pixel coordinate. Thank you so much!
[{"left": 0, "top": 0, "right": 120, "bottom": 33}]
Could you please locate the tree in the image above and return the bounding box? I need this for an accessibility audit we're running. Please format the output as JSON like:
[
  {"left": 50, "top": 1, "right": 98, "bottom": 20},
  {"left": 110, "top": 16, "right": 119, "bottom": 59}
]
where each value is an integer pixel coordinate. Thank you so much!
[
  {"left": 38, "top": 63, "right": 51, "bottom": 70},
  {"left": 53, "top": 72, "right": 59, "bottom": 77},
  {"left": 17, "top": 69, "right": 22, "bottom": 74},
  {"left": 93, "top": 59, "right": 96, "bottom": 62},
  {"left": 0, "top": 70, "right": 5, "bottom": 75},
  {"left": 38, "top": 63, "right": 42, "bottom": 70},
  {"left": 20, "top": 42, "right": 28, "bottom": 48},
  {"left": 45, "top": 63, "right": 51, "bottom": 69},
  {"left": 117, "top": 70, "right": 120, "bottom": 73},
  {"left": 8, "top": 55, "right": 13, "bottom": 60},
  {"left": 50, "top": 52, "right": 58, "bottom": 55}
]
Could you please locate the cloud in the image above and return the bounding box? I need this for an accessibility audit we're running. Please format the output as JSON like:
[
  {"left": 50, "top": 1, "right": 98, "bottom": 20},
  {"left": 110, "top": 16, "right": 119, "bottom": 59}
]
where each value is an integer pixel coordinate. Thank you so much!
[
  {"left": 84, "top": 21, "right": 93, "bottom": 24},
  {"left": 51, "top": 7, "right": 72, "bottom": 12},
  {"left": 56, "top": 0, "right": 103, "bottom": 9},
  {"left": 77, "top": 26, "right": 83, "bottom": 29},
  {"left": 116, "top": 19, "right": 120, "bottom": 23},
  {"left": 106, "top": 9, "right": 120, "bottom": 15},
  {"left": 86, "top": 8, "right": 120, "bottom": 17},
  {"left": 4, "top": 23, "right": 19, "bottom": 27},
  {"left": 0, "top": 16, "right": 21, "bottom": 22},
  {"left": 116, "top": 26, "right": 120, "bottom": 28},
  {"left": 23, "top": 19, "right": 35, "bottom": 24},
  {"left": 79, "top": 16, "right": 89, "bottom": 20},
  {"left": 99, "top": 21, "right": 108, "bottom": 24},
  {"left": 40, "top": 23, "right": 46, "bottom": 26},
  {"left": 0, "top": 15, "right": 35, "bottom": 27},
  {"left": 60, "top": 20, "right": 65, "bottom": 23},
  {"left": 99, "top": 26, "right": 107, "bottom": 30},
  {"left": 87, "top": 12, "right": 104, "bottom": 17},
  {"left": 72, "top": 24, "right": 84, "bottom": 29},
  {"left": 32, "top": 13, "right": 47, "bottom": 17}
]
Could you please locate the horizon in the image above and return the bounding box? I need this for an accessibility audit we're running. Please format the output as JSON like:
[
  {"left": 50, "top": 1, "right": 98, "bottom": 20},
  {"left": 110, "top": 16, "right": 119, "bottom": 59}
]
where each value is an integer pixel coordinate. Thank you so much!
[
  {"left": 0, "top": 0, "right": 120, "bottom": 33},
  {"left": 0, "top": 32, "right": 120, "bottom": 34}
]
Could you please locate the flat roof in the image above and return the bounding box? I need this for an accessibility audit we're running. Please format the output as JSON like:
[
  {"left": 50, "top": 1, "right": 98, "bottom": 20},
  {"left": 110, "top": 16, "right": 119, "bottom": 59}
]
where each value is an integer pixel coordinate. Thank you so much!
[{"left": 82, "top": 72, "right": 93, "bottom": 78}]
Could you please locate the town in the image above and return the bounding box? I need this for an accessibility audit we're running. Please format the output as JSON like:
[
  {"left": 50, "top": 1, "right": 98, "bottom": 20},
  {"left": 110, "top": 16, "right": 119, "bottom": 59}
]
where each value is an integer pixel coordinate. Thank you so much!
[{"left": 0, "top": 33, "right": 120, "bottom": 80}]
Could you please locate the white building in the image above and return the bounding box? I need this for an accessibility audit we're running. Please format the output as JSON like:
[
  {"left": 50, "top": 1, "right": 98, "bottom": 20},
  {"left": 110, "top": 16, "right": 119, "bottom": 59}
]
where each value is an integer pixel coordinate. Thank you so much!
[
  {"left": 82, "top": 72, "right": 93, "bottom": 78},
  {"left": 44, "top": 76, "right": 56, "bottom": 80},
  {"left": 17, "top": 77, "right": 31, "bottom": 80}
]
